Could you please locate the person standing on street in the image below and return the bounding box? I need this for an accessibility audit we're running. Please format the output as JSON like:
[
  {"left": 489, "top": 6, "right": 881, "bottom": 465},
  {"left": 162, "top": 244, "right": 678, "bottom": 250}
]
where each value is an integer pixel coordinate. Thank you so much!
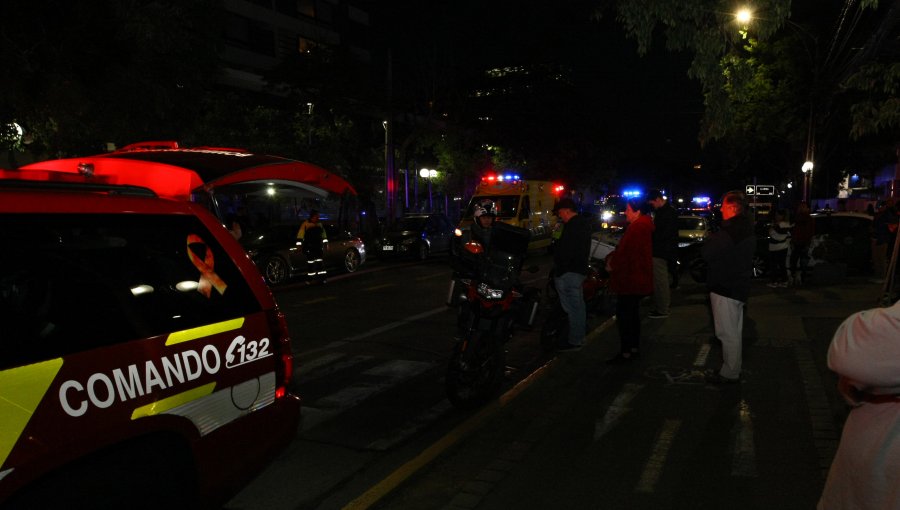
[
  {"left": 647, "top": 189, "right": 678, "bottom": 318},
  {"left": 790, "top": 202, "right": 814, "bottom": 286},
  {"left": 818, "top": 299, "right": 900, "bottom": 510},
  {"left": 552, "top": 198, "right": 592, "bottom": 352},
  {"left": 297, "top": 209, "right": 328, "bottom": 284},
  {"left": 605, "top": 199, "right": 654, "bottom": 363},
  {"left": 702, "top": 191, "right": 756, "bottom": 383},
  {"left": 871, "top": 200, "right": 898, "bottom": 282},
  {"left": 767, "top": 209, "right": 792, "bottom": 288}
]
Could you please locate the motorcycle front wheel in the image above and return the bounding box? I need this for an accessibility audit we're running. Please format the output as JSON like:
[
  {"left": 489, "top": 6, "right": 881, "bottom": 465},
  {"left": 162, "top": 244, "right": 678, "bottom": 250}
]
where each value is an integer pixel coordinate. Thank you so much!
[{"left": 446, "top": 331, "right": 505, "bottom": 409}]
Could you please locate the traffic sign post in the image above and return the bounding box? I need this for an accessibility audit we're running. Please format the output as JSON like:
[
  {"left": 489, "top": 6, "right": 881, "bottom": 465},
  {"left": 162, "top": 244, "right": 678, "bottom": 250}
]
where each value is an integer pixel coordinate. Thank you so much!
[{"left": 745, "top": 184, "right": 774, "bottom": 196}]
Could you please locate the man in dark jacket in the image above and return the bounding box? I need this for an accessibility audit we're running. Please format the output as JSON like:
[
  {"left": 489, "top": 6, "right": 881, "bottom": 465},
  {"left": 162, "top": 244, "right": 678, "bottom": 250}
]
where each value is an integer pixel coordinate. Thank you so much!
[
  {"left": 553, "top": 198, "right": 592, "bottom": 351},
  {"left": 647, "top": 189, "right": 678, "bottom": 318},
  {"left": 702, "top": 191, "right": 756, "bottom": 383}
]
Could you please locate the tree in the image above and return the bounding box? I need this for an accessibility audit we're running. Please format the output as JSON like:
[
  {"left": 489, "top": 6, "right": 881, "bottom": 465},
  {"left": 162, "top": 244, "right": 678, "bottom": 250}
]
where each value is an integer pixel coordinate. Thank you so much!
[
  {"left": 606, "top": 0, "right": 898, "bottom": 195},
  {"left": 0, "top": 0, "right": 223, "bottom": 160}
]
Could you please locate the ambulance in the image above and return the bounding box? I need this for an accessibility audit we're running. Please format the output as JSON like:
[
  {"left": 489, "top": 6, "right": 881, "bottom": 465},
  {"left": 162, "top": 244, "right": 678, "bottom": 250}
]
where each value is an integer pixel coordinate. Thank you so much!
[{"left": 458, "top": 174, "right": 565, "bottom": 251}]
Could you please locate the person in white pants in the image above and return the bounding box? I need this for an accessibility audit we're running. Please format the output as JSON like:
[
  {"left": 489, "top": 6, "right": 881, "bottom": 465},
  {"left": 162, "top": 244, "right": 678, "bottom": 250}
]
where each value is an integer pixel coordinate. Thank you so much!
[{"left": 701, "top": 191, "right": 757, "bottom": 383}]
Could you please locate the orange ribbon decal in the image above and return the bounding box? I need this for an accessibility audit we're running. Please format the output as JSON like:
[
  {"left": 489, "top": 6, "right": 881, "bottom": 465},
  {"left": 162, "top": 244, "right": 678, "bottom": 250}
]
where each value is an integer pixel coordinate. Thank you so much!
[{"left": 186, "top": 234, "right": 227, "bottom": 298}]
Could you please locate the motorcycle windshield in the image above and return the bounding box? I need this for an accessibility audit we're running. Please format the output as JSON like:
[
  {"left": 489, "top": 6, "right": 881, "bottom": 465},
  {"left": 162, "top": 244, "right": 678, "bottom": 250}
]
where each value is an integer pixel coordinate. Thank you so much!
[{"left": 482, "top": 223, "right": 531, "bottom": 289}]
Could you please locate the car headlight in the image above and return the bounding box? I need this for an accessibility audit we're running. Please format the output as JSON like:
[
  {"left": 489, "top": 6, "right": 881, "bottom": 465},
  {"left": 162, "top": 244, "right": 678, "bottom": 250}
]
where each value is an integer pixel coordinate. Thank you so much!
[
  {"left": 477, "top": 282, "right": 505, "bottom": 300},
  {"left": 678, "top": 242, "right": 692, "bottom": 248},
  {"left": 601, "top": 210, "right": 614, "bottom": 221}
]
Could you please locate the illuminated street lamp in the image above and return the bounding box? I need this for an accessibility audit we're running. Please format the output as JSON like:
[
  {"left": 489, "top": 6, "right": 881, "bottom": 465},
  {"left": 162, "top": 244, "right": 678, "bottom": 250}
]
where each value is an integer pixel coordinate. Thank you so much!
[
  {"left": 420, "top": 168, "right": 438, "bottom": 211},
  {"left": 802, "top": 161, "right": 814, "bottom": 204},
  {"left": 735, "top": 8, "right": 820, "bottom": 206}
]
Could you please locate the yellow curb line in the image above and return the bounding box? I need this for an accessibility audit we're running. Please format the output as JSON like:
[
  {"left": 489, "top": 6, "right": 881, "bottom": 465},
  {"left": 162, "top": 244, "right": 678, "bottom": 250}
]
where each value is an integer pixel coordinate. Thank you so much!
[{"left": 341, "top": 316, "right": 617, "bottom": 510}]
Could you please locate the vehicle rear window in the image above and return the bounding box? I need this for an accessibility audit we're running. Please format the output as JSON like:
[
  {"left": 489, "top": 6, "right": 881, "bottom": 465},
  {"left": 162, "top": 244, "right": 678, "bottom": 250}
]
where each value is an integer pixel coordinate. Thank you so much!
[
  {"left": 465, "top": 195, "right": 520, "bottom": 219},
  {"left": 0, "top": 213, "right": 261, "bottom": 369}
]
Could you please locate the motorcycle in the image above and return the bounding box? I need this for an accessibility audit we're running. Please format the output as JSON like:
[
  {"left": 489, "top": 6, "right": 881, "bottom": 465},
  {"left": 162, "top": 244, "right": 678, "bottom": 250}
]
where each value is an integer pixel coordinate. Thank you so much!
[
  {"left": 539, "top": 260, "right": 611, "bottom": 351},
  {"left": 445, "top": 222, "right": 540, "bottom": 409}
]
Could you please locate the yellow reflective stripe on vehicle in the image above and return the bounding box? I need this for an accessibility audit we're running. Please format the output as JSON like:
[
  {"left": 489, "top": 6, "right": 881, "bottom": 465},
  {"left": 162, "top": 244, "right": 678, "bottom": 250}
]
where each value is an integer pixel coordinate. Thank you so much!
[
  {"left": 131, "top": 382, "right": 216, "bottom": 420},
  {"left": 165, "top": 318, "right": 244, "bottom": 346},
  {"left": 0, "top": 358, "right": 64, "bottom": 469}
]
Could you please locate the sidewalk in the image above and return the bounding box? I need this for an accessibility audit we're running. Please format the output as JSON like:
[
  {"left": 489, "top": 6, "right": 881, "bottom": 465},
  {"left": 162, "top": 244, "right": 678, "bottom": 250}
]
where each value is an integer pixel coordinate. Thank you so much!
[{"left": 377, "top": 276, "right": 883, "bottom": 510}]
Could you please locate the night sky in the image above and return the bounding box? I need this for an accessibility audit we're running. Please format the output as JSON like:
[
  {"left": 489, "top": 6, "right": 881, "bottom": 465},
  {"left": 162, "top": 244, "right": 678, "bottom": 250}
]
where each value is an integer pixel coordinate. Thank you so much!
[{"left": 379, "top": 0, "right": 705, "bottom": 191}]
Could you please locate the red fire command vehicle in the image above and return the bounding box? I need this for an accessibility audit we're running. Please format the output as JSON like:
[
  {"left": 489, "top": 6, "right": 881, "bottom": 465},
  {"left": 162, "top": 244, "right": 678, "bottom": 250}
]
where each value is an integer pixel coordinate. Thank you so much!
[{"left": 0, "top": 149, "right": 305, "bottom": 508}]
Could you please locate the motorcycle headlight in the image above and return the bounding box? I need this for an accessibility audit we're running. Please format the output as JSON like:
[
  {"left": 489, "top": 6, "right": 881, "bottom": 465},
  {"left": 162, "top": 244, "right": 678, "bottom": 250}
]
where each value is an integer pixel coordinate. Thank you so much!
[{"left": 477, "top": 282, "right": 505, "bottom": 300}]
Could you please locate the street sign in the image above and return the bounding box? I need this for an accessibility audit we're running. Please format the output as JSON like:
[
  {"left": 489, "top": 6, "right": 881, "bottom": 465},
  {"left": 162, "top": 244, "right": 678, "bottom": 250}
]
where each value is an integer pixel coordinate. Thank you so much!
[
  {"left": 745, "top": 185, "right": 755, "bottom": 195},
  {"left": 756, "top": 185, "right": 775, "bottom": 196}
]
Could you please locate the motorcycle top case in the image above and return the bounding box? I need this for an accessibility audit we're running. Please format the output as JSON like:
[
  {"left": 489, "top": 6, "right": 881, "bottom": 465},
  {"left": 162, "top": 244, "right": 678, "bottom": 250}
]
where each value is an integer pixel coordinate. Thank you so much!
[
  {"left": 490, "top": 222, "right": 531, "bottom": 256},
  {"left": 482, "top": 222, "right": 531, "bottom": 289}
]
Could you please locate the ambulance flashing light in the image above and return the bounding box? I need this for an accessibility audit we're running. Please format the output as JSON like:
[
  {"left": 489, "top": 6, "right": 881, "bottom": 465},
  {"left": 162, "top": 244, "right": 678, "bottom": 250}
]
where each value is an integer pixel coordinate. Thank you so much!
[
  {"left": 480, "top": 174, "right": 565, "bottom": 195},
  {"left": 482, "top": 173, "right": 522, "bottom": 182}
]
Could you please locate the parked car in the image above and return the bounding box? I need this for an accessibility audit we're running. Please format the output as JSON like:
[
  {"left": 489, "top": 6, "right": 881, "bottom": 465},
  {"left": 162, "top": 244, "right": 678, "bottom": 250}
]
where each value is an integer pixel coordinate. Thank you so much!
[
  {"left": 0, "top": 175, "right": 300, "bottom": 508},
  {"left": 677, "top": 215, "right": 711, "bottom": 246},
  {"left": 379, "top": 213, "right": 454, "bottom": 260},
  {"left": 749, "top": 211, "right": 874, "bottom": 279},
  {"left": 243, "top": 223, "right": 367, "bottom": 285},
  {"left": 810, "top": 212, "right": 873, "bottom": 273},
  {"left": 676, "top": 215, "right": 712, "bottom": 283}
]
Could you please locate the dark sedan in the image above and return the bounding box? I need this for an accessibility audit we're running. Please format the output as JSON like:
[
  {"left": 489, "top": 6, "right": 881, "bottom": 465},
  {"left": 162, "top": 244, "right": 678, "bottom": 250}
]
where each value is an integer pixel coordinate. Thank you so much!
[
  {"left": 379, "top": 213, "right": 454, "bottom": 260},
  {"left": 242, "top": 224, "right": 367, "bottom": 285}
]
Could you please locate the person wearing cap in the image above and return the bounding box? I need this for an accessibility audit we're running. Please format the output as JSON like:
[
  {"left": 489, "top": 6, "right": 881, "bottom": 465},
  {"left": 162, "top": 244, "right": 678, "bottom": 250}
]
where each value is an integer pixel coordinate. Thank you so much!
[{"left": 552, "top": 197, "right": 592, "bottom": 351}]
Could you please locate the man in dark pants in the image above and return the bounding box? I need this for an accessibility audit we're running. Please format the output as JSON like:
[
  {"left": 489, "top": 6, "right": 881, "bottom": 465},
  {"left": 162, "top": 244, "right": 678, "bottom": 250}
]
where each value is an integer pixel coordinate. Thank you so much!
[
  {"left": 701, "top": 191, "right": 756, "bottom": 383},
  {"left": 552, "top": 198, "right": 592, "bottom": 351},
  {"left": 647, "top": 189, "right": 678, "bottom": 318},
  {"left": 297, "top": 209, "right": 328, "bottom": 284}
]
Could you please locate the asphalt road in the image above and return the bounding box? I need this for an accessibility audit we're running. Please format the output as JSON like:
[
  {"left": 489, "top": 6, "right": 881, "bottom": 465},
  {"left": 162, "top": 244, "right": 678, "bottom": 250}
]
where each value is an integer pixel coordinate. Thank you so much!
[
  {"left": 225, "top": 254, "right": 878, "bottom": 510},
  {"left": 225, "top": 251, "right": 572, "bottom": 510}
]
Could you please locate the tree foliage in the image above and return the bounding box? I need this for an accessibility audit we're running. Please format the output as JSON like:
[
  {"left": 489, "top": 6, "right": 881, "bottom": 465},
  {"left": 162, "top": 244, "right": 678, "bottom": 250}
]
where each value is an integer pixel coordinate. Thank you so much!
[
  {"left": 0, "top": 0, "right": 223, "bottom": 158},
  {"left": 606, "top": 0, "right": 897, "bottom": 194}
]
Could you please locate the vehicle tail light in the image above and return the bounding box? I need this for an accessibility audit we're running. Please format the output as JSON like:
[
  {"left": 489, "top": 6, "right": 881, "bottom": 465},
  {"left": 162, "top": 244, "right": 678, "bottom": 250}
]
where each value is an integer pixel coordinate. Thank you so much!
[{"left": 267, "top": 308, "right": 294, "bottom": 399}]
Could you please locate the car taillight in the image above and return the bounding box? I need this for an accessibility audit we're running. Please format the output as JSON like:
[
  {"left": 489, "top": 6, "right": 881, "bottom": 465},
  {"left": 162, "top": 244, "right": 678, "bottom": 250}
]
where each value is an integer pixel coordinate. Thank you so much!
[{"left": 267, "top": 308, "right": 294, "bottom": 398}]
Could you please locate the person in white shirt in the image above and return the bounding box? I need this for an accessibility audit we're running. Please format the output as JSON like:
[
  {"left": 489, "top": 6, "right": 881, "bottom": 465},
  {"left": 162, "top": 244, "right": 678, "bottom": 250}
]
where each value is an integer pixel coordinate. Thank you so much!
[{"left": 819, "top": 300, "right": 900, "bottom": 509}]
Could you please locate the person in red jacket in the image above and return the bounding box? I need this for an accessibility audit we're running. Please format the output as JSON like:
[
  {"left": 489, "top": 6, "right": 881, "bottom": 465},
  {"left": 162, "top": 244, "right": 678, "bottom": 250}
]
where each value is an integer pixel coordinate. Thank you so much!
[{"left": 605, "top": 198, "right": 654, "bottom": 363}]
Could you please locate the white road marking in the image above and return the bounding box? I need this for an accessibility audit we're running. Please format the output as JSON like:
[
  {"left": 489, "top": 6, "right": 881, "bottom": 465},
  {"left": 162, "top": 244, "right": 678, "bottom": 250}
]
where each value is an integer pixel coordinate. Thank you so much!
[
  {"left": 415, "top": 273, "right": 446, "bottom": 281},
  {"left": 635, "top": 419, "right": 681, "bottom": 493},
  {"left": 731, "top": 399, "right": 757, "bottom": 477},
  {"left": 693, "top": 344, "right": 711, "bottom": 367},
  {"left": 302, "top": 360, "right": 435, "bottom": 431},
  {"left": 366, "top": 401, "right": 454, "bottom": 451},
  {"left": 296, "top": 352, "right": 346, "bottom": 376},
  {"left": 298, "top": 355, "right": 373, "bottom": 383},
  {"left": 342, "top": 306, "right": 449, "bottom": 342},
  {"left": 594, "top": 383, "right": 643, "bottom": 441}
]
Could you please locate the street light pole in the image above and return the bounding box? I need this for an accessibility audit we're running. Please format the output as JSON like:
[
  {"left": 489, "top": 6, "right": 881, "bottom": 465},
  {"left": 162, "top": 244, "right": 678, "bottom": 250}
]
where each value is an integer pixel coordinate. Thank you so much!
[
  {"left": 802, "top": 160, "right": 814, "bottom": 204},
  {"left": 420, "top": 168, "right": 438, "bottom": 212},
  {"left": 736, "top": 8, "right": 820, "bottom": 206}
]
